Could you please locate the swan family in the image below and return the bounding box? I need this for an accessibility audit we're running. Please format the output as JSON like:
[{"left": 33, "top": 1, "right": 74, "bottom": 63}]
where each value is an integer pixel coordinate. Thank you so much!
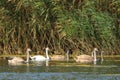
[
  {"left": 8, "top": 47, "right": 50, "bottom": 65},
  {"left": 8, "top": 47, "right": 103, "bottom": 65}
]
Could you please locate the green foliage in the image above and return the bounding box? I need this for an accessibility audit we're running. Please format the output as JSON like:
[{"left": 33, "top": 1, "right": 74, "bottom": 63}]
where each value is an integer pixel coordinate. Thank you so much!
[{"left": 0, "top": 0, "right": 119, "bottom": 54}]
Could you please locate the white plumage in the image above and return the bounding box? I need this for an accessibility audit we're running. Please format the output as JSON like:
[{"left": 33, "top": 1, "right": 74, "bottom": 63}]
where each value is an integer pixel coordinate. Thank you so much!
[{"left": 30, "top": 47, "right": 50, "bottom": 62}]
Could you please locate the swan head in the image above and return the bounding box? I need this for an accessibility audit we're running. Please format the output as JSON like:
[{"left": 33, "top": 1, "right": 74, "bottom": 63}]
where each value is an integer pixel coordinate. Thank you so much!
[
  {"left": 27, "top": 48, "right": 32, "bottom": 52},
  {"left": 46, "top": 47, "right": 50, "bottom": 51},
  {"left": 101, "top": 50, "right": 104, "bottom": 53},
  {"left": 94, "top": 48, "right": 98, "bottom": 52}
]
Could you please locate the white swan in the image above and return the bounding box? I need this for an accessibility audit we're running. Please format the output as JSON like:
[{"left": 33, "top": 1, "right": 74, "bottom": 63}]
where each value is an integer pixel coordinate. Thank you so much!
[
  {"left": 30, "top": 47, "right": 50, "bottom": 61},
  {"left": 8, "top": 48, "right": 32, "bottom": 65},
  {"left": 74, "top": 48, "right": 98, "bottom": 63}
]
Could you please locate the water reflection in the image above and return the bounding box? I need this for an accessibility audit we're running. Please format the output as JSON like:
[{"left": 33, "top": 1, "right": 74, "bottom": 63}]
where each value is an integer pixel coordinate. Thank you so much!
[
  {"left": 1, "top": 72, "right": 120, "bottom": 80},
  {"left": 31, "top": 60, "right": 49, "bottom": 66}
]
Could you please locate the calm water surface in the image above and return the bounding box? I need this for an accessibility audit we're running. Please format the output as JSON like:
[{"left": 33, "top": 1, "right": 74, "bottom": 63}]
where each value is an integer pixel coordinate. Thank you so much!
[{"left": 0, "top": 57, "right": 120, "bottom": 80}]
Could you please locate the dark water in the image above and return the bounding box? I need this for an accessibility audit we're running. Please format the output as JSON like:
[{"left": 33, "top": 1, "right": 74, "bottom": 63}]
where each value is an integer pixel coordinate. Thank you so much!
[{"left": 0, "top": 57, "right": 120, "bottom": 80}]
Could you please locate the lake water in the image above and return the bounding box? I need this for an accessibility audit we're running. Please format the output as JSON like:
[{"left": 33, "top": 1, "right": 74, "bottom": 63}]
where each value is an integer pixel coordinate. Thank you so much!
[{"left": 0, "top": 57, "right": 120, "bottom": 80}]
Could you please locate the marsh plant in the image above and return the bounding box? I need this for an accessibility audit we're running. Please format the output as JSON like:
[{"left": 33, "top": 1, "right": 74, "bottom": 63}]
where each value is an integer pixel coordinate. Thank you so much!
[{"left": 0, "top": 0, "right": 120, "bottom": 55}]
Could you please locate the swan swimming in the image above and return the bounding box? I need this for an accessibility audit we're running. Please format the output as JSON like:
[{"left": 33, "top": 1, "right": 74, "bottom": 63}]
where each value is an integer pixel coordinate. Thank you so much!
[
  {"left": 74, "top": 48, "right": 98, "bottom": 64},
  {"left": 8, "top": 48, "right": 32, "bottom": 65},
  {"left": 30, "top": 47, "right": 50, "bottom": 62},
  {"left": 50, "top": 50, "right": 69, "bottom": 61}
]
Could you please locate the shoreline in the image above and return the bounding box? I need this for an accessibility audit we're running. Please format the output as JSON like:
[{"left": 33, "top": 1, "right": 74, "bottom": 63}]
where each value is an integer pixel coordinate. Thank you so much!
[{"left": 0, "top": 54, "right": 120, "bottom": 59}]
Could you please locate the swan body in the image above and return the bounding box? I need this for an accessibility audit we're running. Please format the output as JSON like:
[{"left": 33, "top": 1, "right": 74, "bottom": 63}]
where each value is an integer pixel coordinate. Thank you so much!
[
  {"left": 74, "top": 54, "right": 93, "bottom": 63},
  {"left": 8, "top": 48, "right": 32, "bottom": 65},
  {"left": 50, "top": 50, "right": 69, "bottom": 61},
  {"left": 74, "top": 48, "right": 98, "bottom": 63},
  {"left": 30, "top": 47, "right": 50, "bottom": 62},
  {"left": 8, "top": 57, "right": 25, "bottom": 64},
  {"left": 50, "top": 55, "right": 66, "bottom": 61},
  {"left": 30, "top": 55, "right": 47, "bottom": 61}
]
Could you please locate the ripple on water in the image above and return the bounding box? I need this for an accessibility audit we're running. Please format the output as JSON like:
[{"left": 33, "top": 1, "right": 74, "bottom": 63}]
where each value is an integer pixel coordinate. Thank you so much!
[
  {"left": 0, "top": 72, "right": 120, "bottom": 80},
  {"left": 0, "top": 58, "right": 120, "bottom": 80}
]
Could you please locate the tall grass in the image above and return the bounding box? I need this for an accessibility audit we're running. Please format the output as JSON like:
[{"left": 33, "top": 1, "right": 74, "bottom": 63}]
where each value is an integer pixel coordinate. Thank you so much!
[{"left": 0, "top": 0, "right": 120, "bottom": 55}]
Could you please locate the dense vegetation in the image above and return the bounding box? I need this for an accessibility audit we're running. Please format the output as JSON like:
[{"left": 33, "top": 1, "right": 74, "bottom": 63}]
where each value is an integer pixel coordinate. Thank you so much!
[{"left": 0, "top": 0, "right": 120, "bottom": 55}]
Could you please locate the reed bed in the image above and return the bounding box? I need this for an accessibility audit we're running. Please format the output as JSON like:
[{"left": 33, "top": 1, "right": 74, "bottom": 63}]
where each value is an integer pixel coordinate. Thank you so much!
[{"left": 0, "top": 0, "right": 120, "bottom": 55}]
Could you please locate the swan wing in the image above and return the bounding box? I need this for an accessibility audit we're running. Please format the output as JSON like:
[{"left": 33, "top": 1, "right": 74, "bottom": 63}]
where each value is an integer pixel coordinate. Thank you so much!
[
  {"left": 50, "top": 55, "right": 65, "bottom": 60},
  {"left": 75, "top": 55, "right": 93, "bottom": 63},
  {"left": 8, "top": 57, "right": 24, "bottom": 64}
]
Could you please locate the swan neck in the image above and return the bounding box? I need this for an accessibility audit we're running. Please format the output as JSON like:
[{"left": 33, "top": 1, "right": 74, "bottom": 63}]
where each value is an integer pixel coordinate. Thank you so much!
[
  {"left": 93, "top": 50, "right": 97, "bottom": 62},
  {"left": 101, "top": 51, "right": 104, "bottom": 61},
  {"left": 26, "top": 51, "right": 30, "bottom": 63},
  {"left": 66, "top": 50, "right": 69, "bottom": 61},
  {"left": 46, "top": 50, "right": 49, "bottom": 60}
]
